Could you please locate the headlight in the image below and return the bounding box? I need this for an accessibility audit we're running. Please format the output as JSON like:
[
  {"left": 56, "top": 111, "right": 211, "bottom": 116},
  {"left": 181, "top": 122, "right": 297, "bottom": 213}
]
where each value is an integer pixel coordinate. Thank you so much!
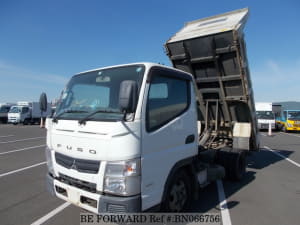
[
  {"left": 45, "top": 147, "right": 54, "bottom": 175},
  {"left": 287, "top": 123, "right": 292, "bottom": 127},
  {"left": 104, "top": 158, "right": 141, "bottom": 196}
]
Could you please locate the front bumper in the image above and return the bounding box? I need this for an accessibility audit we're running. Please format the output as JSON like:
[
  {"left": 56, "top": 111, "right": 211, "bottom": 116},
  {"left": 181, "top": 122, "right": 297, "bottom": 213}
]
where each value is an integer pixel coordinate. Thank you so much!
[
  {"left": 286, "top": 127, "right": 300, "bottom": 131},
  {"left": 8, "top": 117, "right": 21, "bottom": 123},
  {"left": 47, "top": 174, "right": 141, "bottom": 213},
  {"left": 258, "top": 123, "right": 275, "bottom": 130}
]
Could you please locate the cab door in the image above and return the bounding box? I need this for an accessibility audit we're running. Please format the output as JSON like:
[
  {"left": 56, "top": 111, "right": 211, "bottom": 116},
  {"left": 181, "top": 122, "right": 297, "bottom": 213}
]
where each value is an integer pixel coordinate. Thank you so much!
[{"left": 140, "top": 67, "right": 197, "bottom": 210}]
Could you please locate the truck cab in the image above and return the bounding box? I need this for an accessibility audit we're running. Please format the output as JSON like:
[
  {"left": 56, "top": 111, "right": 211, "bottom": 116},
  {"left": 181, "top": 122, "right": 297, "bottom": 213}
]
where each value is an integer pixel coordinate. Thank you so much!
[
  {"left": 255, "top": 102, "right": 276, "bottom": 130},
  {"left": 8, "top": 105, "right": 30, "bottom": 124},
  {"left": 46, "top": 63, "right": 199, "bottom": 213},
  {"left": 256, "top": 111, "right": 275, "bottom": 130}
]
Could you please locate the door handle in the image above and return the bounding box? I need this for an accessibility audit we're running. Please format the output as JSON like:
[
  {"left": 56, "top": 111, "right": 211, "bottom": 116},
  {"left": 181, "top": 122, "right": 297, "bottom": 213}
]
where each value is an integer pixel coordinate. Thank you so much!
[{"left": 185, "top": 134, "right": 195, "bottom": 144}]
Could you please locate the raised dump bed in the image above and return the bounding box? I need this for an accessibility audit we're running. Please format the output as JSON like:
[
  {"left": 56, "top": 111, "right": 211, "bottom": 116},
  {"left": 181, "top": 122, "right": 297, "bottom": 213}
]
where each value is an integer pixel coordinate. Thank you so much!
[{"left": 165, "top": 8, "right": 259, "bottom": 151}]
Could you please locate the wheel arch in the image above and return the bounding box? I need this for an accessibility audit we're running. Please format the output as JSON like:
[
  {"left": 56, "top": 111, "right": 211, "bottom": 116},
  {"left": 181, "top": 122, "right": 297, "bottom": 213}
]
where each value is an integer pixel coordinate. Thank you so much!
[{"left": 160, "top": 156, "right": 198, "bottom": 210}]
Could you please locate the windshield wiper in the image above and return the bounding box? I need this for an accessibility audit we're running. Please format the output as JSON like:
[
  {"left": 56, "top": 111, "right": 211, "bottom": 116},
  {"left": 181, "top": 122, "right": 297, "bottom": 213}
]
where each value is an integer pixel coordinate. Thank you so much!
[
  {"left": 52, "top": 109, "right": 88, "bottom": 123},
  {"left": 78, "top": 109, "right": 121, "bottom": 125}
]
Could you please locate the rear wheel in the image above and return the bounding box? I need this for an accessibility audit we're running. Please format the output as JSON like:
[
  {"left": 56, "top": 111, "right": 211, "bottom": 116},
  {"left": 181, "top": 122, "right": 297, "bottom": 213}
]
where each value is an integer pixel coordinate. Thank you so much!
[
  {"left": 161, "top": 170, "right": 191, "bottom": 212},
  {"left": 231, "top": 151, "right": 246, "bottom": 180},
  {"left": 217, "top": 150, "right": 247, "bottom": 181}
]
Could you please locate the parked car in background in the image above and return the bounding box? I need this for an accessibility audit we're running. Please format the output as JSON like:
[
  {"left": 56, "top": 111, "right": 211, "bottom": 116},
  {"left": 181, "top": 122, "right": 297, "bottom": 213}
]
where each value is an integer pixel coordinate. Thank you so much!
[
  {"left": 8, "top": 101, "right": 51, "bottom": 125},
  {"left": 255, "top": 102, "right": 275, "bottom": 130}
]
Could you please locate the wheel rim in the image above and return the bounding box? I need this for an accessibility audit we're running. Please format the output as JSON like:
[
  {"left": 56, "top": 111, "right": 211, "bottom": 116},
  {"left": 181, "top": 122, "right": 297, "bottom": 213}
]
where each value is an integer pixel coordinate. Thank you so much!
[{"left": 168, "top": 179, "right": 187, "bottom": 212}]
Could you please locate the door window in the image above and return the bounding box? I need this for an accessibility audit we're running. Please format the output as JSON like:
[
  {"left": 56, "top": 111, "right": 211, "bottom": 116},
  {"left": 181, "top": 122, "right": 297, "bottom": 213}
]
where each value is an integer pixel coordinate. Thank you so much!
[
  {"left": 22, "top": 107, "right": 29, "bottom": 114},
  {"left": 146, "top": 75, "right": 189, "bottom": 131}
]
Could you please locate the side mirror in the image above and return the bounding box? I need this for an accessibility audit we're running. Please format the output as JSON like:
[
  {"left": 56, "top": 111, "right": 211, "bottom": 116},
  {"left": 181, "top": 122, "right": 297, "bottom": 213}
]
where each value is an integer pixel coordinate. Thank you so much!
[
  {"left": 39, "top": 92, "right": 48, "bottom": 112},
  {"left": 119, "top": 80, "right": 138, "bottom": 113}
]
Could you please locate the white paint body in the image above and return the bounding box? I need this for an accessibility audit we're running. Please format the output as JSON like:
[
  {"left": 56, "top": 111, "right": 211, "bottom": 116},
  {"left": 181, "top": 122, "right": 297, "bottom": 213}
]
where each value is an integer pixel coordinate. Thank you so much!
[
  {"left": 255, "top": 102, "right": 276, "bottom": 130},
  {"left": 255, "top": 102, "right": 272, "bottom": 111},
  {"left": 46, "top": 63, "right": 198, "bottom": 212}
]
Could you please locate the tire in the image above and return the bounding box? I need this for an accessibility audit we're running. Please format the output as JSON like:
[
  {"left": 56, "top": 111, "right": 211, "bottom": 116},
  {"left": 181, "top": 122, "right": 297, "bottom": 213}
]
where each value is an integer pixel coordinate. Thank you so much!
[
  {"left": 231, "top": 151, "right": 246, "bottom": 181},
  {"left": 282, "top": 125, "right": 288, "bottom": 133},
  {"left": 216, "top": 150, "right": 247, "bottom": 181},
  {"left": 161, "top": 170, "right": 192, "bottom": 212},
  {"left": 250, "top": 134, "right": 259, "bottom": 151}
]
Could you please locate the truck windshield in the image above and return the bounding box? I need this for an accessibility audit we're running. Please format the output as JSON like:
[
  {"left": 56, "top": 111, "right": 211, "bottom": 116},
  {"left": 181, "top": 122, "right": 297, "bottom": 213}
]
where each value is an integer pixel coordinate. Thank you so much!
[
  {"left": 55, "top": 65, "right": 145, "bottom": 121},
  {"left": 9, "top": 107, "right": 21, "bottom": 113},
  {"left": 287, "top": 111, "right": 300, "bottom": 120},
  {"left": 256, "top": 111, "right": 274, "bottom": 119}
]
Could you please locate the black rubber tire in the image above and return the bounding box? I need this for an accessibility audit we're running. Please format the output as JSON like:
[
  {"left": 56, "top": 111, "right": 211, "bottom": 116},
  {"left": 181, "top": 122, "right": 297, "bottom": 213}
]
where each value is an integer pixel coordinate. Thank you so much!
[
  {"left": 161, "top": 170, "right": 192, "bottom": 212},
  {"left": 282, "top": 125, "right": 288, "bottom": 133},
  {"left": 275, "top": 124, "right": 281, "bottom": 131},
  {"left": 230, "top": 151, "right": 246, "bottom": 181},
  {"left": 216, "top": 150, "right": 247, "bottom": 181}
]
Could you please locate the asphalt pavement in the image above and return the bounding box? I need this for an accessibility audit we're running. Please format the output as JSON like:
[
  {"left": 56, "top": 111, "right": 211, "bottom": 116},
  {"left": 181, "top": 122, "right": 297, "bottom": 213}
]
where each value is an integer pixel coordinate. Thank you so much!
[{"left": 0, "top": 125, "right": 299, "bottom": 225}]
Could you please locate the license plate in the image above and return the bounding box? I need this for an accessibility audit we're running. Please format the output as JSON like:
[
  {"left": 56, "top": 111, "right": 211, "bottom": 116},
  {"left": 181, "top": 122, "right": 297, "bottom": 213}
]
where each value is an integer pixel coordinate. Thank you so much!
[{"left": 67, "top": 188, "right": 80, "bottom": 205}]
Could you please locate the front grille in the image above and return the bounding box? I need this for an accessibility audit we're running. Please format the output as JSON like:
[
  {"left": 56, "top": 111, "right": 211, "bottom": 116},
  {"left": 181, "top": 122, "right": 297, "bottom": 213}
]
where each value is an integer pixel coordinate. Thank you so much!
[
  {"left": 58, "top": 173, "right": 97, "bottom": 193},
  {"left": 55, "top": 152, "right": 100, "bottom": 174}
]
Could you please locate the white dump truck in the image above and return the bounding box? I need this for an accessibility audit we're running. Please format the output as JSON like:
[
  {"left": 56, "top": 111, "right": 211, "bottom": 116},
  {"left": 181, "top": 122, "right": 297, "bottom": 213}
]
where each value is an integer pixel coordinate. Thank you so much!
[
  {"left": 8, "top": 101, "right": 51, "bottom": 124},
  {"left": 255, "top": 102, "right": 276, "bottom": 130},
  {"left": 46, "top": 8, "right": 259, "bottom": 213}
]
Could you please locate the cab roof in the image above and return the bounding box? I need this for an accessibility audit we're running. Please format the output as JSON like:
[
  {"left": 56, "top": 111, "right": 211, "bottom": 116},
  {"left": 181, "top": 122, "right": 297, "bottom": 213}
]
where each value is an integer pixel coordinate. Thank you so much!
[{"left": 77, "top": 62, "right": 192, "bottom": 77}]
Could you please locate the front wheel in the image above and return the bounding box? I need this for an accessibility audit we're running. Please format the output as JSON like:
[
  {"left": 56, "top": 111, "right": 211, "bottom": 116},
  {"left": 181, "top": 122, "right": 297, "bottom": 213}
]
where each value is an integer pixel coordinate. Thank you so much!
[
  {"left": 282, "top": 125, "right": 288, "bottom": 133},
  {"left": 23, "top": 119, "right": 29, "bottom": 125},
  {"left": 161, "top": 170, "right": 191, "bottom": 212}
]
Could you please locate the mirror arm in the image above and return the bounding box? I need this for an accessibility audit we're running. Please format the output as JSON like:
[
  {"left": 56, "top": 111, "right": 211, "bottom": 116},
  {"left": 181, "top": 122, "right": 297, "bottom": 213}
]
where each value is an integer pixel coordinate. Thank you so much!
[{"left": 122, "top": 110, "right": 128, "bottom": 121}]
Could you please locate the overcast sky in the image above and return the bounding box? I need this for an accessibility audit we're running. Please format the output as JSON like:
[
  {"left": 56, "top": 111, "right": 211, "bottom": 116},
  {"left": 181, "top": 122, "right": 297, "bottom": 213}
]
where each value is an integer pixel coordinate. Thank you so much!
[{"left": 0, "top": 0, "right": 299, "bottom": 103}]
